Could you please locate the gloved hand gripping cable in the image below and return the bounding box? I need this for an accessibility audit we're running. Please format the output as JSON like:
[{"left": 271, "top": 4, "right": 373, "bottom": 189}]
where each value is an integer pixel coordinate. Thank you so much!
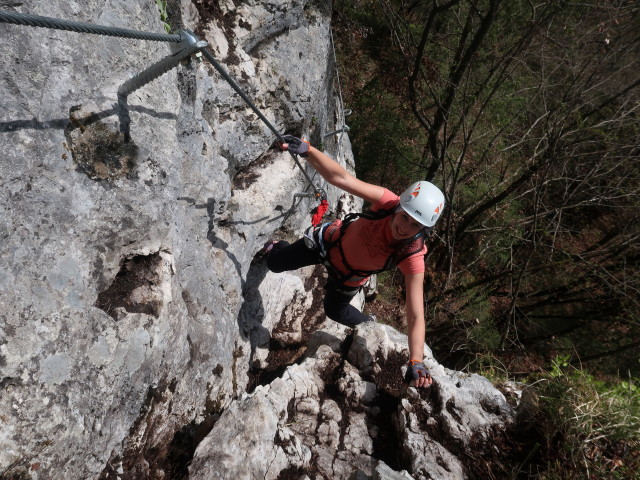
[{"left": 280, "top": 135, "right": 328, "bottom": 225}]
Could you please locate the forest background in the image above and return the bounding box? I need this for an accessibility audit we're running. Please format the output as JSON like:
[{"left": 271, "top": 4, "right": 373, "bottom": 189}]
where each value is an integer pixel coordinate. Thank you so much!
[{"left": 332, "top": 0, "right": 639, "bottom": 478}]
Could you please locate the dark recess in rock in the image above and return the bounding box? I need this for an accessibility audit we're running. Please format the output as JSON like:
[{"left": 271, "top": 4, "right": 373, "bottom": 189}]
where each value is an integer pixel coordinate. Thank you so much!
[
  {"left": 95, "top": 253, "right": 163, "bottom": 320},
  {"left": 65, "top": 106, "right": 139, "bottom": 181}
]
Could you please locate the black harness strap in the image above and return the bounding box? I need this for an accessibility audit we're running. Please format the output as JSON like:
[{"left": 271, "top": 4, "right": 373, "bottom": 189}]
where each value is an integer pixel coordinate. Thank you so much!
[{"left": 318, "top": 208, "right": 427, "bottom": 285}]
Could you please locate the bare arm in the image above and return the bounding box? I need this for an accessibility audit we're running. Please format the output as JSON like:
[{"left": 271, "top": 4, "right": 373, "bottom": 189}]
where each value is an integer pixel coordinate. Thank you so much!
[
  {"left": 301, "top": 145, "right": 386, "bottom": 205},
  {"left": 405, "top": 272, "right": 432, "bottom": 388}
]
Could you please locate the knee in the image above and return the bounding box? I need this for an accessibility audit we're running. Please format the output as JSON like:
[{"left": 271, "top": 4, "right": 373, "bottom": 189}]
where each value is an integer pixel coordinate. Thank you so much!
[
  {"left": 323, "top": 297, "right": 348, "bottom": 323},
  {"left": 323, "top": 295, "right": 371, "bottom": 328},
  {"left": 322, "top": 300, "right": 340, "bottom": 322}
]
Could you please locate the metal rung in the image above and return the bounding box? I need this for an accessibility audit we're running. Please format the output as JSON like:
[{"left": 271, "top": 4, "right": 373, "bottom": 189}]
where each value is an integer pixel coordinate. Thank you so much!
[
  {"left": 293, "top": 188, "right": 326, "bottom": 201},
  {"left": 324, "top": 125, "right": 350, "bottom": 138},
  {"left": 118, "top": 29, "right": 207, "bottom": 98}
]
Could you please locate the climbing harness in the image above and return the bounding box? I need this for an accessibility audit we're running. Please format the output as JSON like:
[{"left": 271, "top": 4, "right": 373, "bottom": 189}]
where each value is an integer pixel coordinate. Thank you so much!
[
  {"left": 304, "top": 208, "right": 429, "bottom": 285},
  {"left": 0, "top": 9, "right": 327, "bottom": 215}
]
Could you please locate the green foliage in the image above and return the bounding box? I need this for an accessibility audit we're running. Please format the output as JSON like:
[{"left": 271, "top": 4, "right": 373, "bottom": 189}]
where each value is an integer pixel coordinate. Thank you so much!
[
  {"left": 531, "top": 359, "right": 640, "bottom": 479},
  {"left": 353, "top": 0, "right": 639, "bottom": 373},
  {"left": 455, "top": 166, "right": 526, "bottom": 271},
  {"left": 334, "top": 0, "right": 427, "bottom": 189},
  {"left": 374, "top": 270, "right": 403, "bottom": 304},
  {"left": 364, "top": 270, "right": 406, "bottom": 331},
  {"left": 155, "top": 0, "right": 171, "bottom": 33},
  {"left": 460, "top": 354, "right": 640, "bottom": 477},
  {"left": 549, "top": 354, "right": 570, "bottom": 378},
  {"left": 464, "top": 352, "right": 509, "bottom": 384},
  {"left": 348, "top": 86, "right": 426, "bottom": 186},
  {"left": 458, "top": 290, "right": 501, "bottom": 352},
  {"left": 467, "top": 317, "right": 502, "bottom": 353},
  {"left": 338, "top": 0, "right": 640, "bottom": 475}
]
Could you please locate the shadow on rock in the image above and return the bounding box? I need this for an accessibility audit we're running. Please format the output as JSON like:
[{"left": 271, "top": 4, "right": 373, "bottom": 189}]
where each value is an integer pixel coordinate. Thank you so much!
[{"left": 237, "top": 254, "right": 272, "bottom": 359}]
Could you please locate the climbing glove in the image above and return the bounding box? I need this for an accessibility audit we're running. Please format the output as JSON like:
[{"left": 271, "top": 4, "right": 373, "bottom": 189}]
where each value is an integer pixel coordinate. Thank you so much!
[
  {"left": 281, "top": 135, "right": 310, "bottom": 157},
  {"left": 404, "top": 360, "right": 431, "bottom": 385}
]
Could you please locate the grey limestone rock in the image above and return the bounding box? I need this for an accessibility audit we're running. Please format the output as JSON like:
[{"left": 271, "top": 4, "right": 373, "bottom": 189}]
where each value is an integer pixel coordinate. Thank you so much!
[
  {"left": 0, "top": 1, "right": 518, "bottom": 479},
  {"left": 1, "top": 0, "right": 349, "bottom": 478},
  {"left": 189, "top": 322, "right": 515, "bottom": 480}
]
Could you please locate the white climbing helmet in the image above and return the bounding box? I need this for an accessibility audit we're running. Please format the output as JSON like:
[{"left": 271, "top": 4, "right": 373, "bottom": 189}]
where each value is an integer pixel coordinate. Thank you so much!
[{"left": 399, "top": 181, "right": 445, "bottom": 227}]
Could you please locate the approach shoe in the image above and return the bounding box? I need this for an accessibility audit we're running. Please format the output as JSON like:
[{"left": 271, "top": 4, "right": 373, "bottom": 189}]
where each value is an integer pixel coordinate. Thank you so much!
[{"left": 256, "top": 240, "right": 278, "bottom": 258}]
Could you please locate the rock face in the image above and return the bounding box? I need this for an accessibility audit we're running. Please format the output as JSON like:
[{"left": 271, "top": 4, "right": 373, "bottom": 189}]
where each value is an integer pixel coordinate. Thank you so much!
[
  {"left": 0, "top": 1, "right": 516, "bottom": 479},
  {"left": 189, "top": 322, "right": 514, "bottom": 480}
]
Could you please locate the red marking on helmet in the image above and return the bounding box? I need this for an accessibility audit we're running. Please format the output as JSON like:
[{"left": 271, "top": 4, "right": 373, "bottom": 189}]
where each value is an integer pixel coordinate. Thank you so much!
[
  {"left": 411, "top": 184, "right": 421, "bottom": 198},
  {"left": 434, "top": 203, "right": 443, "bottom": 214}
]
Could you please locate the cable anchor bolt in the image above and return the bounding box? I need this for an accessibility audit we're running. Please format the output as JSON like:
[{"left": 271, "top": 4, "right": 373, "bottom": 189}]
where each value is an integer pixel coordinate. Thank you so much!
[
  {"left": 324, "top": 125, "right": 350, "bottom": 139},
  {"left": 118, "top": 29, "right": 207, "bottom": 98}
]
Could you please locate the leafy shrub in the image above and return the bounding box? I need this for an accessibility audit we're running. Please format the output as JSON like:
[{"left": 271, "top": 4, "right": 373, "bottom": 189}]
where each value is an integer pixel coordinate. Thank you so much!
[
  {"left": 155, "top": 0, "right": 171, "bottom": 33},
  {"left": 530, "top": 358, "right": 640, "bottom": 479}
]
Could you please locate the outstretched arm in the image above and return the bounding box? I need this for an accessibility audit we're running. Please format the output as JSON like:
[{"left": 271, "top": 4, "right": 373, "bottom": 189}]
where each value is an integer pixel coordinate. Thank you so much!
[
  {"left": 405, "top": 272, "right": 432, "bottom": 388},
  {"left": 282, "top": 138, "right": 385, "bottom": 205}
]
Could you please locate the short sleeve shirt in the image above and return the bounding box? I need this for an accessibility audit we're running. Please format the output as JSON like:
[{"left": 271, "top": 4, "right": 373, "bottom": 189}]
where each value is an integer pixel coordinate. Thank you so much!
[{"left": 325, "top": 189, "right": 427, "bottom": 287}]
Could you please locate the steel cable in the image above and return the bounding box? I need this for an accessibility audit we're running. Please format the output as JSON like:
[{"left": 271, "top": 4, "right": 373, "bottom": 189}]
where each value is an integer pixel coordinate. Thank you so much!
[
  {"left": 0, "top": 9, "right": 181, "bottom": 42},
  {"left": 201, "top": 48, "right": 321, "bottom": 197},
  {"left": 1, "top": 9, "right": 323, "bottom": 197}
]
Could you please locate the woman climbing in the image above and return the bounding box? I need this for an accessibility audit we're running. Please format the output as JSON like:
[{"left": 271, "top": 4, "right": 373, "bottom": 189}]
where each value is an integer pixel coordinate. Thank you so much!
[{"left": 264, "top": 135, "right": 445, "bottom": 388}]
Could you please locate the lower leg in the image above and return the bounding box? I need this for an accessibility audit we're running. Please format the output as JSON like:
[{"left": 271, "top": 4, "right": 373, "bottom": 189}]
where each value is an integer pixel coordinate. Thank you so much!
[{"left": 323, "top": 284, "right": 371, "bottom": 327}]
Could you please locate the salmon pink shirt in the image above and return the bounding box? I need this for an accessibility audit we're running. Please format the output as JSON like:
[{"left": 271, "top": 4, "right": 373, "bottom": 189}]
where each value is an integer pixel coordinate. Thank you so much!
[{"left": 324, "top": 189, "right": 428, "bottom": 287}]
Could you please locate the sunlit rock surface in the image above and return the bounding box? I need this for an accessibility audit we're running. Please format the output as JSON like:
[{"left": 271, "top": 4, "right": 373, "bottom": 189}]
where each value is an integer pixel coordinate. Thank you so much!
[
  {"left": 0, "top": 1, "right": 515, "bottom": 479},
  {"left": 190, "top": 322, "right": 514, "bottom": 480}
]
